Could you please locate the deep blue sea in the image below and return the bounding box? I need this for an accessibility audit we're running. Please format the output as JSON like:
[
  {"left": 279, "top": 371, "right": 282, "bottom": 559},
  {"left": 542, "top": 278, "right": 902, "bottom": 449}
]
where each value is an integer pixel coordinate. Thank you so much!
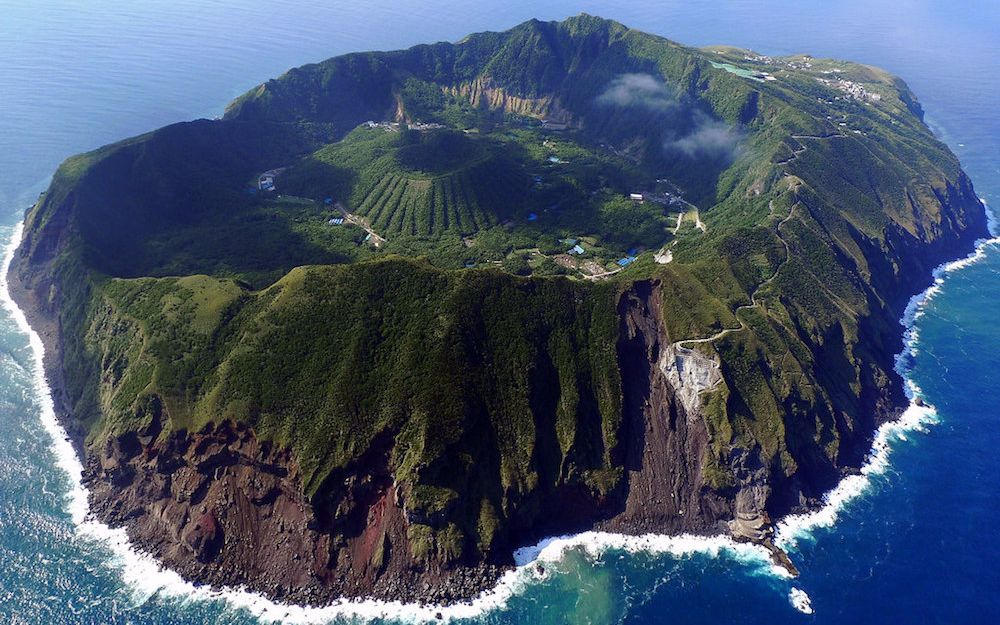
[{"left": 1, "top": 1, "right": 999, "bottom": 623}]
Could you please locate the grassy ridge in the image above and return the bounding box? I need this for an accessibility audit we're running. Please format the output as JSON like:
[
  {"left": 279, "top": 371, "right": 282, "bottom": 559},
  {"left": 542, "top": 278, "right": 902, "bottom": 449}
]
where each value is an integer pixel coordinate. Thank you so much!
[
  {"left": 85, "top": 258, "right": 623, "bottom": 559},
  {"left": 18, "top": 13, "right": 988, "bottom": 564}
]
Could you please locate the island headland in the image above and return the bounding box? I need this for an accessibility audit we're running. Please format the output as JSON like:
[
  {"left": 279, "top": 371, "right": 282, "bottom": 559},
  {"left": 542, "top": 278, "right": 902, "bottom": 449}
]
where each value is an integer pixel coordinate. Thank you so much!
[{"left": 8, "top": 14, "right": 988, "bottom": 606}]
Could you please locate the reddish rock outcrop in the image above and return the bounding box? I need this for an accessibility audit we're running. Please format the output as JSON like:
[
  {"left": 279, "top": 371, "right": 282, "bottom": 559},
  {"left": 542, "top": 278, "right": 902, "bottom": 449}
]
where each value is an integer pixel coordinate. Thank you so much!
[{"left": 83, "top": 420, "right": 506, "bottom": 605}]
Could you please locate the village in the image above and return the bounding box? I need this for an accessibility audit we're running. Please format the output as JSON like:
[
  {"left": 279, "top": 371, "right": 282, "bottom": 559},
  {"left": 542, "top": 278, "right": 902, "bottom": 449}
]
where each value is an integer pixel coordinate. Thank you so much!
[
  {"left": 251, "top": 165, "right": 698, "bottom": 280},
  {"left": 250, "top": 118, "right": 710, "bottom": 281},
  {"left": 715, "top": 50, "right": 885, "bottom": 106},
  {"left": 363, "top": 120, "right": 448, "bottom": 132},
  {"left": 708, "top": 51, "right": 883, "bottom": 140},
  {"left": 814, "top": 76, "right": 883, "bottom": 104},
  {"left": 479, "top": 184, "right": 704, "bottom": 280}
]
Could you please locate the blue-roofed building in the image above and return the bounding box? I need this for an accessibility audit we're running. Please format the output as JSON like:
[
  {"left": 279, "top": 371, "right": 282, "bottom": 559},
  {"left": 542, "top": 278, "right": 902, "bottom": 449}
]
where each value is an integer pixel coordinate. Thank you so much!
[
  {"left": 617, "top": 256, "right": 638, "bottom": 267},
  {"left": 561, "top": 237, "right": 578, "bottom": 246},
  {"left": 527, "top": 213, "right": 538, "bottom": 221},
  {"left": 568, "top": 244, "right": 585, "bottom": 255}
]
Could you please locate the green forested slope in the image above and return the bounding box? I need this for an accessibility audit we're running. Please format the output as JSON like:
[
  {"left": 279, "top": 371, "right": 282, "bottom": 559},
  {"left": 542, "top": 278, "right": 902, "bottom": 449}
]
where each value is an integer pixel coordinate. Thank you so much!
[{"left": 13, "top": 14, "right": 987, "bottom": 573}]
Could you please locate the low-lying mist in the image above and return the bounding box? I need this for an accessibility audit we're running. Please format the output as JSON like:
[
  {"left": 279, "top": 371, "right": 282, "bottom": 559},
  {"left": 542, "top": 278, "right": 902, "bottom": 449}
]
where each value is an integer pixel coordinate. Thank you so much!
[{"left": 596, "top": 72, "right": 743, "bottom": 164}]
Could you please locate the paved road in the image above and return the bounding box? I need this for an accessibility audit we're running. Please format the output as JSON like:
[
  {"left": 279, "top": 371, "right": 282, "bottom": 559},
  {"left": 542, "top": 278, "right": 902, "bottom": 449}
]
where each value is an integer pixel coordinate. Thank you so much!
[{"left": 675, "top": 130, "right": 844, "bottom": 348}]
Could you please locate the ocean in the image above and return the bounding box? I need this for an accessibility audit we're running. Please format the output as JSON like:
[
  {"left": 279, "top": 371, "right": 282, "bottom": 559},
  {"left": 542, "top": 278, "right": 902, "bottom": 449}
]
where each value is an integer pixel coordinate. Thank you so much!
[{"left": 1, "top": 1, "right": 998, "bottom": 622}]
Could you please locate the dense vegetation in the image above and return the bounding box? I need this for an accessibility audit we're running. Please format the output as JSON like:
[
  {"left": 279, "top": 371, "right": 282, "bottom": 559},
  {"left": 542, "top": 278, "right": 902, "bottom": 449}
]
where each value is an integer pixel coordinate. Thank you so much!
[
  {"left": 282, "top": 128, "right": 530, "bottom": 236},
  {"left": 79, "top": 259, "right": 623, "bottom": 559},
  {"left": 16, "top": 14, "right": 986, "bottom": 565}
]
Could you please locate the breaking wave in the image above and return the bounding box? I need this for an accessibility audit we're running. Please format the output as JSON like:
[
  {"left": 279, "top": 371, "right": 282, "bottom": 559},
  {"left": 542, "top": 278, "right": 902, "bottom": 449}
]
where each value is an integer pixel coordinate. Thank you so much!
[
  {"left": 788, "top": 587, "right": 813, "bottom": 614},
  {"left": 777, "top": 202, "right": 1000, "bottom": 549},
  {"left": 0, "top": 221, "right": 780, "bottom": 623},
  {"left": 3, "top": 199, "right": 996, "bottom": 622}
]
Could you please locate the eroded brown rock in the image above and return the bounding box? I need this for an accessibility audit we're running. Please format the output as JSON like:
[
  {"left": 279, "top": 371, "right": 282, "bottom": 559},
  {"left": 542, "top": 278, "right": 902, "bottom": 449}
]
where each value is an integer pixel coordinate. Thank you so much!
[{"left": 82, "top": 420, "right": 509, "bottom": 605}]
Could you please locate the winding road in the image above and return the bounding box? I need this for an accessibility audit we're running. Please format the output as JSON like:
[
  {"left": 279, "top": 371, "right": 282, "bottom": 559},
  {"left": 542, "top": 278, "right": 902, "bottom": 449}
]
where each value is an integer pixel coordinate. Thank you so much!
[
  {"left": 673, "top": 131, "right": 842, "bottom": 350},
  {"left": 677, "top": 203, "right": 797, "bottom": 348}
]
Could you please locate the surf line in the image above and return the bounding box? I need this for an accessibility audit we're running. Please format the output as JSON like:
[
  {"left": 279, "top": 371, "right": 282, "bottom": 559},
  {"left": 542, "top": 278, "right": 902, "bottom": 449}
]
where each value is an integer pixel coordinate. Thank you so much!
[
  {"left": 773, "top": 204, "right": 998, "bottom": 615},
  {"left": 776, "top": 203, "right": 1000, "bottom": 549},
  {"left": 2, "top": 212, "right": 991, "bottom": 621},
  {"left": 12, "top": 213, "right": 995, "bottom": 622},
  {"left": 0, "top": 221, "right": 796, "bottom": 622}
]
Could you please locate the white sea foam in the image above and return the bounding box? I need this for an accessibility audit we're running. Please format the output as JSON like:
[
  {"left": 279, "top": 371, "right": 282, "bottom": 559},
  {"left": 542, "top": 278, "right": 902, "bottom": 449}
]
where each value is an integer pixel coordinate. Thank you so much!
[
  {"left": 985, "top": 200, "right": 998, "bottom": 236},
  {"left": 788, "top": 587, "right": 813, "bottom": 614},
  {"left": 775, "top": 388, "right": 938, "bottom": 548},
  {"left": 777, "top": 203, "right": 1000, "bottom": 549},
  {"left": 3, "top": 198, "right": 997, "bottom": 622},
  {"left": 0, "top": 223, "right": 90, "bottom": 528},
  {"left": 902, "top": 201, "right": 998, "bottom": 324},
  {"left": 0, "top": 221, "right": 783, "bottom": 623},
  {"left": 511, "top": 531, "right": 779, "bottom": 575}
]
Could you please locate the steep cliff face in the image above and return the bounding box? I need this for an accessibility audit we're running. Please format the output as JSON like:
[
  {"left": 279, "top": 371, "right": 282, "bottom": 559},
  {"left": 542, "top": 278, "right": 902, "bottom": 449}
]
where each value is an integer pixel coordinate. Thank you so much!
[
  {"left": 85, "top": 420, "right": 506, "bottom": 604},
  {"left": 8, "top": 13, "right": 991, "bottom": 606},
  {"left": 606, "top": 280, "right": 731, "bottom": 534},
  {"left": 10, "top": 193, "right": 986, "bottom": 602},
  {"left": 76, "top": 278, "right": 759, "bottom": 604},
  {"left": 445, "top": 77, "right": 574, "bottom": 123},
  {"left": 87, "top": 420, "right": 323, "bottom": 596}
]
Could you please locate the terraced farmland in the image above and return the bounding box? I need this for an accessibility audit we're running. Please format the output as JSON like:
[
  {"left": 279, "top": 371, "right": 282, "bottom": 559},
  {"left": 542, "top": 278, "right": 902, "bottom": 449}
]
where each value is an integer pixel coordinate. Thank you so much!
[
  {"left": 282, "top": 127, "right": 532, "bottom": 237},
  {"left": 354, "top": 157, "right": 528, "bottom": 236}
]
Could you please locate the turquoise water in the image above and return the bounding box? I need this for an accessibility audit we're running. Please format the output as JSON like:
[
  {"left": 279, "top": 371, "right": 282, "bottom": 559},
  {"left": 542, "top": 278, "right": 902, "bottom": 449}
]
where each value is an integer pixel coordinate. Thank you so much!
[
  {"left": 708, "top": 61, "right": 768, "bottom": 82},
  {"left": 1, "top": 1, "right": 999, "bottom": 622}
]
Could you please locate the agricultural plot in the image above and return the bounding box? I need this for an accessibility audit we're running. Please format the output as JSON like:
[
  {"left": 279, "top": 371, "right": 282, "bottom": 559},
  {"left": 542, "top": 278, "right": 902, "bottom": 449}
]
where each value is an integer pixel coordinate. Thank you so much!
[{"left": 342, "top": 154, "right": 529, "bottom": 237}]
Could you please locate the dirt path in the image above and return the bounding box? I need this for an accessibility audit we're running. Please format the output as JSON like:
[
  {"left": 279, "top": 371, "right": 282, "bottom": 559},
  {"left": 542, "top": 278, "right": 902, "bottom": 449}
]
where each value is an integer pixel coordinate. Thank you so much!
[
  {"left": 670, "top": 205, "right": 707, "bottom": 235},
  {"left": 673, "top": 212, "right": 684, "bottom": 234},
  {"left": 676, "top": 132, "right": 845, "bottom": 347},
  {"left": 676, "top": 203, "right": 797, "bottom": 348},
  {"left": 694, "top": 210, "right": 707, "bottom": 233},
  {"left": 582, "top": 266, "right": 624, "bottom": 280},
  {"left": 654, "top": 245, "right": 674, "bottom": 264},
  {"left": 336, "top": 202, "right": 386, "bottom": 247},
  {"left": 775, "top": 132, "right": 842, "bottom": 166}
]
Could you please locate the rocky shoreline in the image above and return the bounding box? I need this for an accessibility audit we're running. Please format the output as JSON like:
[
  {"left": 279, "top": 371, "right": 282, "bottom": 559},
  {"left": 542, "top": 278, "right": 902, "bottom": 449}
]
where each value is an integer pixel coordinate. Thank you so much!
[
  {"left": 7, "top": 216, "right": 980, "bottom": 607},
  {"left": 5, "top": 19, "right": 990, "bottom": 598}
]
